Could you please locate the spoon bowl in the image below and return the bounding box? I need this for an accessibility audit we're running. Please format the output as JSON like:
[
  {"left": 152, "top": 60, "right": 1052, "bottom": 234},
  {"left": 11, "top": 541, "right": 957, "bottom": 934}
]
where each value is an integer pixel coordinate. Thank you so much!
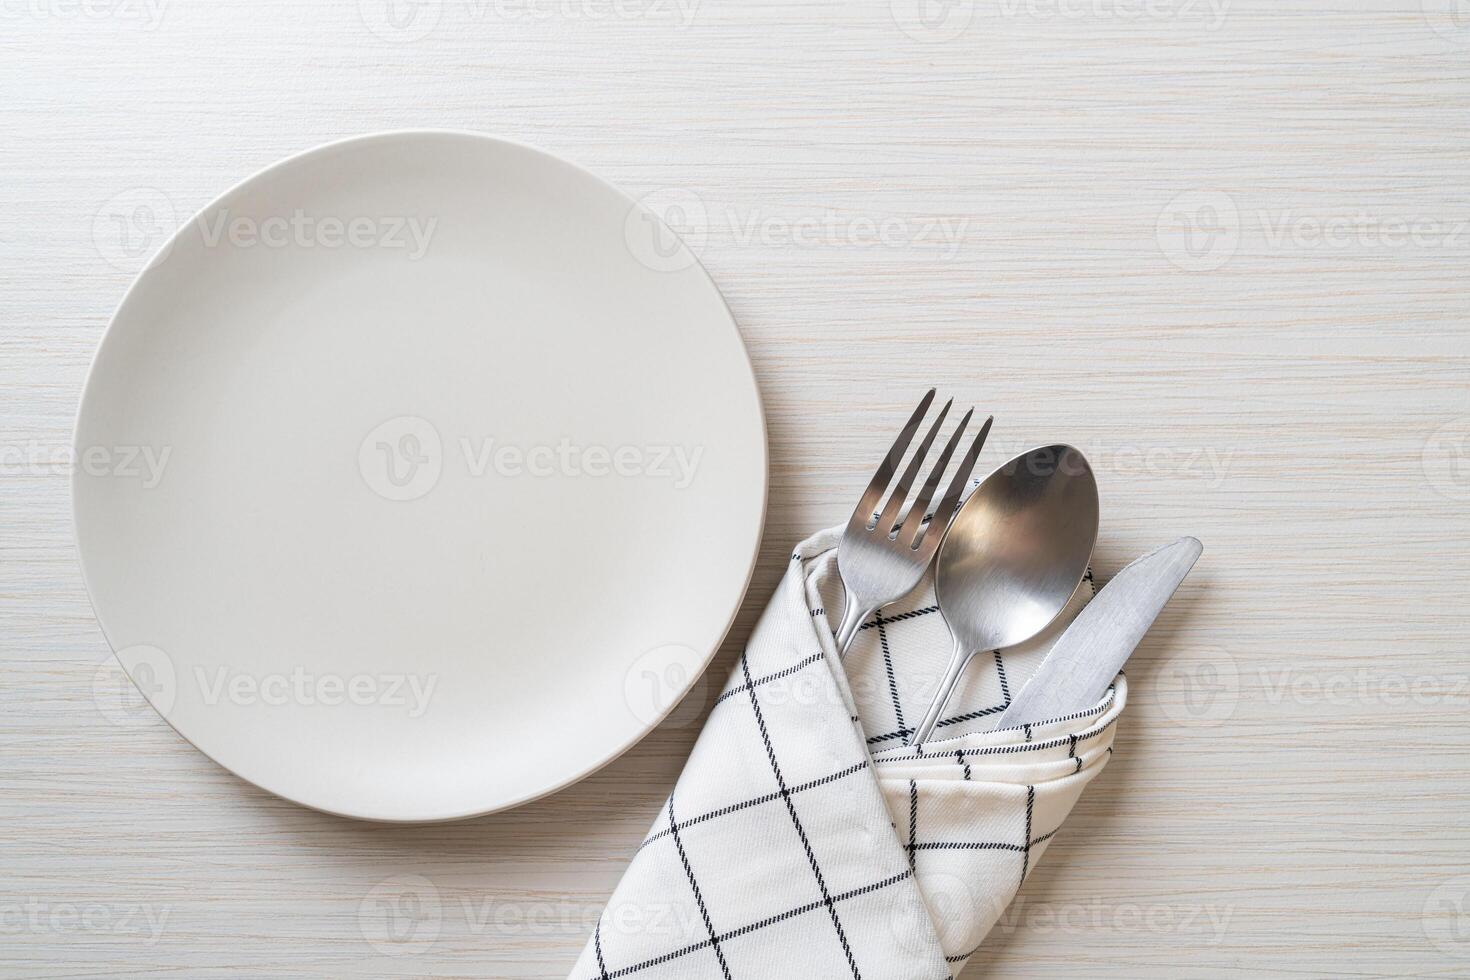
[{"left": 907, "top": 445, "right": 1099, "bottom": 745}]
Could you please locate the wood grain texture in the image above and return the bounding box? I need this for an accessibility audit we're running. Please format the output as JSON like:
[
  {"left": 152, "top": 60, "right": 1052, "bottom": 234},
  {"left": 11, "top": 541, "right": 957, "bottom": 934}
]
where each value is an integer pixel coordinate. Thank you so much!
[{"left": 2, "top": 0, "right": 1468, "bottom": 976}]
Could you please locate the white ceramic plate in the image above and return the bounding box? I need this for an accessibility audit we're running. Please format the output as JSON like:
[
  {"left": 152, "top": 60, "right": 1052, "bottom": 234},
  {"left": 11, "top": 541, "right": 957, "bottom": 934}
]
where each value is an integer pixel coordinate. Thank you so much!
[{"left": 74, "top": 132, "right": 766, "bottom": 822}]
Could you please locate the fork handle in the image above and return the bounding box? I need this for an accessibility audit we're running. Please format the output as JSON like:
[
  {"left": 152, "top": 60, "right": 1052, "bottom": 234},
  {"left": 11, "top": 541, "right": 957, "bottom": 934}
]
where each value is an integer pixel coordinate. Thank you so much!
[
  {"left": 833, "top": 592, "right": 876, "bottom": 658},
  {"left": 907, "top": 637, "right": 976, "bottom": 745}
]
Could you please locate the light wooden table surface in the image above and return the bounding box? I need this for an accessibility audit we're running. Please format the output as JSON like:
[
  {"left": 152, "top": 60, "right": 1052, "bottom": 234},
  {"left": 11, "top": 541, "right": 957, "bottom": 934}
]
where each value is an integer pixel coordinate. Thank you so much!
[{"left": 4, "top": 1, "right": 1469, "bottom": 976}]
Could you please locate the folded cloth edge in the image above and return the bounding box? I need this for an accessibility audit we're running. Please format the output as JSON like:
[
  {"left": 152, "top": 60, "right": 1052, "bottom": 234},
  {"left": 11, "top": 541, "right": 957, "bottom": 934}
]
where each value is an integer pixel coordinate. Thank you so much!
[{"left": 570, "top": 526, "right": 1124, "bottom": 980}]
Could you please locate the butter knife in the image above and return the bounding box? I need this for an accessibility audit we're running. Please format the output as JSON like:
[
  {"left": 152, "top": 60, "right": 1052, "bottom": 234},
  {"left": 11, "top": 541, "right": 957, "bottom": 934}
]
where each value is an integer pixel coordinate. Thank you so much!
[{"left": 992, "top": 536, "right": 1202, "bottom": 731}]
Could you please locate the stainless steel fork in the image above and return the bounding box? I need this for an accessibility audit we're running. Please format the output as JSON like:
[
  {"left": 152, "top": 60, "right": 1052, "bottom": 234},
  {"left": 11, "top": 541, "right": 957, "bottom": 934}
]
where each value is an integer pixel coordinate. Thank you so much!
[{"left": 832, "top": 390, "right": 993, "bottom": 655}]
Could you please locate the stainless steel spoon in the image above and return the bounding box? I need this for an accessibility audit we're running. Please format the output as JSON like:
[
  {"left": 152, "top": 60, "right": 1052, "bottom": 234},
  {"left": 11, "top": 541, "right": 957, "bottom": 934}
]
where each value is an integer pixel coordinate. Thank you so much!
[{"left": 906, "top": 445, "right": 1099, "bottom": 746}]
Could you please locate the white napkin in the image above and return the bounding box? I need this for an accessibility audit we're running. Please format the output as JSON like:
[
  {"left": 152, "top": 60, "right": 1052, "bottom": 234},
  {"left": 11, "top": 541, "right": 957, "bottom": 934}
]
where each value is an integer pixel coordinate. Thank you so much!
[{"left": 570, "top": 526, "right": 1124, "bottom": 979}]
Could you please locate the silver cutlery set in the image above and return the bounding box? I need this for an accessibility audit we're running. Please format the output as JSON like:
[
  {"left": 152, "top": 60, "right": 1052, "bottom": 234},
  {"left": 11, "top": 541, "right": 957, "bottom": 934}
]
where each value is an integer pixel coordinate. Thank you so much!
[{"left": 835, "top": 390, "right": 1202, "bottom": 745}]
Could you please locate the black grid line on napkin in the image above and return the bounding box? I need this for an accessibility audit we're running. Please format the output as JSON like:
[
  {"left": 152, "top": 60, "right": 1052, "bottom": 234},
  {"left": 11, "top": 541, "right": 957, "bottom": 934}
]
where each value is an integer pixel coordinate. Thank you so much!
[
  {"left": 582, "top": 646, "right": 926, "bottom": 980},
  {"left": 580, "top": 537, "right": 1116, "bottom": 980},
  {"left": 839, "top": 598, "right": 1014, "bottom": 747}
]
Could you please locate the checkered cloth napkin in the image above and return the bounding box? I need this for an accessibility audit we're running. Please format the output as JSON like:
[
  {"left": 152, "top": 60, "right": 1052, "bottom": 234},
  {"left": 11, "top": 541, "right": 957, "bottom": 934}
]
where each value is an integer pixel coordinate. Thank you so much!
[{"left": 571, "top": 525, "right": 1125, "bottom": 979}]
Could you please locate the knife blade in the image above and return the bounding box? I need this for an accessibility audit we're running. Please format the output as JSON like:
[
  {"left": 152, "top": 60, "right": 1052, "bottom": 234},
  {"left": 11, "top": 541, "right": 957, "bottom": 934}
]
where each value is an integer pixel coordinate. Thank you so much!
[{"left": 991, "top": 536, "right": 1202, "bottom": 731}]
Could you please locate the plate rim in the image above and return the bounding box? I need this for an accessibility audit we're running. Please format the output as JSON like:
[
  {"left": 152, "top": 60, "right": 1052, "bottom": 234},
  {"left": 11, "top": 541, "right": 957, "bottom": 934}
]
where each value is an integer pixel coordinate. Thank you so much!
[{"left": 71, "top": 128, "right": 769, "bottom": 823}]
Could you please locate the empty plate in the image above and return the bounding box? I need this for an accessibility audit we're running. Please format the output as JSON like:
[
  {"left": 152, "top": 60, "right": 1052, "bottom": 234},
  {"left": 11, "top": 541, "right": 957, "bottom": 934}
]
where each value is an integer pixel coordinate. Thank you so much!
[{"left": 74, "top": 131, "right": 767, "bottom": 821}]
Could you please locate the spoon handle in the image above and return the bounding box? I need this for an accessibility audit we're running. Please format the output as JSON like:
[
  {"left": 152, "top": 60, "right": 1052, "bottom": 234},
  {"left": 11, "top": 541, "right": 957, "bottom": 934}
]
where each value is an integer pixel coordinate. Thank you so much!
[{"left": 908, "top": 637, "right": 975, "bottom": 745}]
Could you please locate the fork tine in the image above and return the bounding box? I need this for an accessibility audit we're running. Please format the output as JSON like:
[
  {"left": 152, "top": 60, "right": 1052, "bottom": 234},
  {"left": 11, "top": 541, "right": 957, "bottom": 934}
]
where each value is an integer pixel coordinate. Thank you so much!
[
  {"left": 911, "top": 415, "right": 993, "bottom": 554},
  {"left": 875, "top": 398, "right": 950, "bottom": 537},
  {"left": 847, "top": 389, "right": 935, "bottom": 533},
  {"left": 900, "top": 407, "right": 971, "bottom": 549}
]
